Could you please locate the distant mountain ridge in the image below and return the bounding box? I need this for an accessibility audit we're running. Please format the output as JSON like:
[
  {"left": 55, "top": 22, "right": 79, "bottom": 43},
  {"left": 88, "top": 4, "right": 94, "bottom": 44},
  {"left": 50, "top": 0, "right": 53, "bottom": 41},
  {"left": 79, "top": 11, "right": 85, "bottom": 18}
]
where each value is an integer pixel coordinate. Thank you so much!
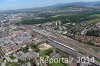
[
  {"left": 50, "top": 1, "right": 100, "bottom": 8},
  {"left": 0, "top": 1, "right": 100, "bottom": 13}
]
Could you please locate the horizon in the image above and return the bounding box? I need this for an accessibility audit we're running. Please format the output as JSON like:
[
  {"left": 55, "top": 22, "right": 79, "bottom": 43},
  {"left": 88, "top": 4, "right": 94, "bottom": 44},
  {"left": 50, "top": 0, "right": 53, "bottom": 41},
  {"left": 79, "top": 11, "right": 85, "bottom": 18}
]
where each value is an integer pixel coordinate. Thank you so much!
[{"left": 0, "top": 0, "right": 100, "bottom": 11}]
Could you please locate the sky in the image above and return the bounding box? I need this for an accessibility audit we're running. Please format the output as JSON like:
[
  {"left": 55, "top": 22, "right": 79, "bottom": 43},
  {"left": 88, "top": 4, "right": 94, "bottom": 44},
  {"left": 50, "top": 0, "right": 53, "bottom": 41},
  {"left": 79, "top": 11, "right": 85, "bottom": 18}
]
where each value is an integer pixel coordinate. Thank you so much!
[{"left": 0, "top": 0, "right": 99, "bottom": 10}]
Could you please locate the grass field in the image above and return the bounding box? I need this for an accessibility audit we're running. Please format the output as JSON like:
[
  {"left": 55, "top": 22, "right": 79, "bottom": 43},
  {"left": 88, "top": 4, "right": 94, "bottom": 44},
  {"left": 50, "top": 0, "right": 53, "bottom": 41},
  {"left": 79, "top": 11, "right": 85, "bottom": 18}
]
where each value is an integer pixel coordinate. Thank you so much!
[
  {"left": 90, "top": 14, "right": 100, "bottom": 18},
  {"left": 87, "top": 14, "right": 100, "bottom": 24},
  {"left": 40, "top": 48, "right": 54, "bottom": 57},
  {"left": 52, "top": 14, "right": 76, "bottom": 17},
  {"left": 49, "top": 62, "right": 65, "bottom": 66},
  {"left": 96, "top": 59, "right": 100, "bottom": 62},
  {"left": 87, "top": 19, "right": 100, "bottom": 24},
  {"left": 49, "top": 60, "right": 69, "bottom": 66}
]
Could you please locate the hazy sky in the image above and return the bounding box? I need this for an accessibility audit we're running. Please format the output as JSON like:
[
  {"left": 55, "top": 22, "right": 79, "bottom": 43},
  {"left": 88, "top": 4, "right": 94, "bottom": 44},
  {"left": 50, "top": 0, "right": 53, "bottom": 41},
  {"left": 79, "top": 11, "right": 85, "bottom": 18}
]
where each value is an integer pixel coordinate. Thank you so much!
[{"left": 0, "top": 0, "right": 99, "bottom": 10}]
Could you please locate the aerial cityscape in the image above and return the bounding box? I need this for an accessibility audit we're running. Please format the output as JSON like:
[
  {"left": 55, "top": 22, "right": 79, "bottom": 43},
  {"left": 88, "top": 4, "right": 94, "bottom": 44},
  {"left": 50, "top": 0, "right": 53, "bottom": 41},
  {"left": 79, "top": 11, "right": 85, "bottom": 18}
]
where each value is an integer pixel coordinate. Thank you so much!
[{"left": 0, "top": 0, "right": 100, "bottom": 66}]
